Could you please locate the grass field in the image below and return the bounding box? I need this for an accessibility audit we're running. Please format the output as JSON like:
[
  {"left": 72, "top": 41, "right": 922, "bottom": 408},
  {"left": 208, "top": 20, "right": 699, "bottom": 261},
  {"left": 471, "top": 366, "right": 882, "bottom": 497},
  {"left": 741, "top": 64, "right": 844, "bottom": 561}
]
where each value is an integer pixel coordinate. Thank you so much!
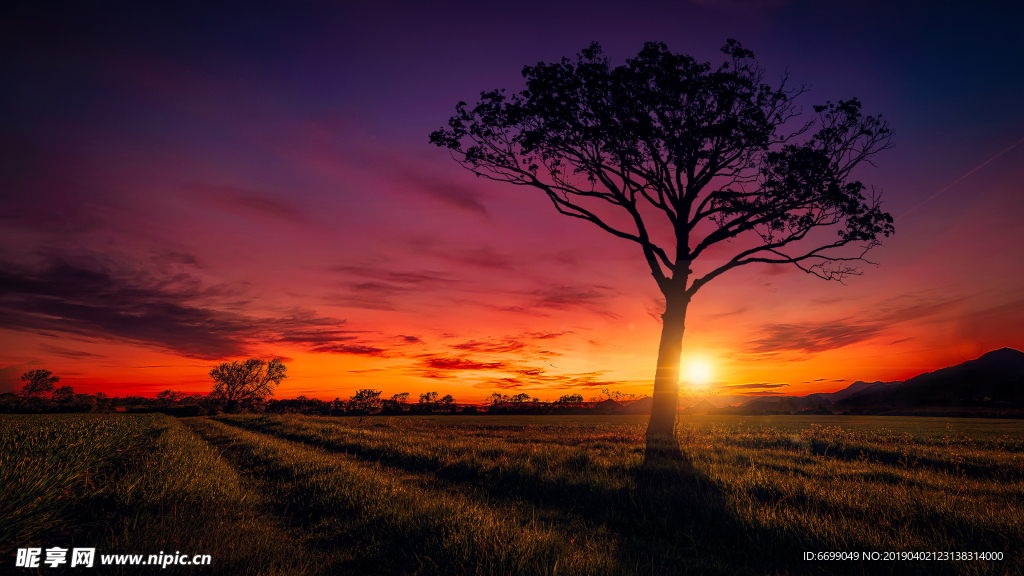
[{"left": 3, "top": 413, "right": 1022, "bottom": 575}]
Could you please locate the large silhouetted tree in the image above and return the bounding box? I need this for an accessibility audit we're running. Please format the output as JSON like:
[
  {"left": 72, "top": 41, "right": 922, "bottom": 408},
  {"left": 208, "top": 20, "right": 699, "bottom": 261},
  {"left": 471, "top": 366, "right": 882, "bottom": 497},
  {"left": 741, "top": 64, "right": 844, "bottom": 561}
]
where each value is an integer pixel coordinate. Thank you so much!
[{"left": 430, "top": 40, "right": 894, "bottom": 458}]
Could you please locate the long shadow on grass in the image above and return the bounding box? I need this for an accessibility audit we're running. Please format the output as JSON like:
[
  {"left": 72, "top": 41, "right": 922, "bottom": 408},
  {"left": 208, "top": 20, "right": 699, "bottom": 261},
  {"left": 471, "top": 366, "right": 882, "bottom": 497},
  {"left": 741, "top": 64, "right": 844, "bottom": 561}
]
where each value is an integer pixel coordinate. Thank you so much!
[
  {"left": 214, "top": 416, "right": 964, "bottom": 576},
  {"left": 708, "top": 434, "right": 1023, "bottom": 481}
]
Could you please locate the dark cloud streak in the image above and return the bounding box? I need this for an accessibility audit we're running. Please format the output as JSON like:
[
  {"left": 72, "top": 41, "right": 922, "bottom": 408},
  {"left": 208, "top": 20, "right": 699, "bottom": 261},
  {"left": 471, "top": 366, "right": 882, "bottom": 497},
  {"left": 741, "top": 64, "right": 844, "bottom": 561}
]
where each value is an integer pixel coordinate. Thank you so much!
[
  {"left": 719, "top": 382, "right": 790, "bottom": 390},
  {"left": 40, "top": 345, "right": 107, "bottom": 359},
  {"left": 0, "top": 256, "right": 384, "bottom": 360},
  {"left": 745, "top": 294, "right": 964, "bottom": 354},
  {"left": 193, "top": 184, "right": 308, "bottom": 225}
]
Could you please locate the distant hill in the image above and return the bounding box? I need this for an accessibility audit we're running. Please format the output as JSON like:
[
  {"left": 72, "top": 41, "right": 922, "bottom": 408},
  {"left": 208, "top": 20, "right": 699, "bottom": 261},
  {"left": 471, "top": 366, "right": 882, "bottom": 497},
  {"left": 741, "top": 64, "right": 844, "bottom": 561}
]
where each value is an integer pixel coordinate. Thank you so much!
[
  {"left": 680, "top": 398, "right": 717, "bottom": 414},
  {"left": 839, "top": 348, "right": 1024, "bottom": 409},
  {"left": 738, "top": 396, "right": 824, "bottom": 411},
  {"left": 804, "top": 393, "right": 831, "bottom": 405},
  {"left": 818, "top": 380, "right": 902, "bottom": 402},
  {"left": 593, "top": 398, "right": 621, "bottom": 412},
  {"left": 715, "top": 382, "right": 902, "bottom": 413},
  {"left": 680, "top": 395, "right": 749, "bottom": 408}
]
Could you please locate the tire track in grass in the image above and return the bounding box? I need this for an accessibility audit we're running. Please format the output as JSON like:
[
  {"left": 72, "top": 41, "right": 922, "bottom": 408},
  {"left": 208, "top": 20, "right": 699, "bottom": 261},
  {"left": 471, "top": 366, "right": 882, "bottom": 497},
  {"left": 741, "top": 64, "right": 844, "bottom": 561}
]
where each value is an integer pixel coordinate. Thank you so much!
[
  {"left": 688, "top": 424, "right": 1024, "bottom": 481},
  {"left": 214, "top": 415, "right": 783, "bottom": 575},
  {"left": 220, "top": 415, "right": 1024, "bottom": 576},
  {"left": 110, "top": 416, "right": 314, "bottom": 576},
  {"left": 188, "top": 417, "right": 620, "bottom": 576}
]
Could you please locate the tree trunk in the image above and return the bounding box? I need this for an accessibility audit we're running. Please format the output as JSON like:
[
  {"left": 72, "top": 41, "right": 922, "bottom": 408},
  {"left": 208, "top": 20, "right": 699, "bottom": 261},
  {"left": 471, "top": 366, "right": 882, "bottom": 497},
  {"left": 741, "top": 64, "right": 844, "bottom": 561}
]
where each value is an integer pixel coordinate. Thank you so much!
[{"left": 645, "top": 293, "right": 689, "bottom": 460}]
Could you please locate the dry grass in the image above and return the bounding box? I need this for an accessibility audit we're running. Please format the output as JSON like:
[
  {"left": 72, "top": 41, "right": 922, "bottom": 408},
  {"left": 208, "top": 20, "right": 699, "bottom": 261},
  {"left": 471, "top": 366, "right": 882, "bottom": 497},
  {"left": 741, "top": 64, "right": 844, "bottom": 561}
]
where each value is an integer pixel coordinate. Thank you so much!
[{"left": 3, "top": 413, "right": 1021, "bottom": 575}]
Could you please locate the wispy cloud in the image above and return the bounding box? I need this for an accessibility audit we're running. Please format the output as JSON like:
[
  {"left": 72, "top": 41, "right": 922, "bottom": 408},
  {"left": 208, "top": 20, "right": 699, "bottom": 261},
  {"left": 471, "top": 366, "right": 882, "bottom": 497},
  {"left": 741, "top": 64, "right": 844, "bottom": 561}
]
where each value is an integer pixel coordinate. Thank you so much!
[
  {"left": 342, "top": 148, "right": 490, "bottom": 216},
  {"left": 326, "top": 264, "right": 457, "bottom": 311},
  {"left": 0, "top": 361, "right": 44, "bottom": 393},
  {"left": 475, "top": 371, "right": 620, "bottom": 391},
  {"left": 409, "top": 351, "right": 619, "bottom": 391},
  {"left": 719, "top": 382, "right": 790, "bottom": 390},
  {"left": 40, "top": 345, "right": 107, "bottom": 360},
  {"left": 447, "top": 330, "right": 570, "bottom": 357},
  {"left": 451, "top": 338, "right": 526, "bottom": 354},
  {"left": 705, "top": 306, "right": 749, "bottom": 320},
  {"left": 396, "top": 170, "right": 489, "bottom": 215},
  {"left": 324, "top": 292, "right": 398, "bottom": 311},
  {"left": 328, "top": 265, "right": 456, "bottom": 285},
  {"left": 0, "top": 255, "right": 384, "bottom": 360},
  {"left": 524, "top": 331, "right": 571, "bottom": 340},
  {"left": 437, "top": 245, "right": 516, "bottom": 270},
  {"left": 415, "top": 356, "right": 511, "bottom": 378},
  {"left": 527, "top": 285, "right": 619, "bottom": 319},
  {"left": 193, "top": 184, "right": 308, "bottom": 225},
  {"left": 151, "top": 251, "right": 205, "bottom": 269},
  {"left": 760, "top": 263, "right": 793, "bottom": 276},
  {"left": 745, "top": 293, "right": 964, "bottom": 354},
  {"left": 309, "top": 343, "right": 386, "bottom": 356},
  {"left": 746, "top": 322, "right": 883, "bottom": 354}
]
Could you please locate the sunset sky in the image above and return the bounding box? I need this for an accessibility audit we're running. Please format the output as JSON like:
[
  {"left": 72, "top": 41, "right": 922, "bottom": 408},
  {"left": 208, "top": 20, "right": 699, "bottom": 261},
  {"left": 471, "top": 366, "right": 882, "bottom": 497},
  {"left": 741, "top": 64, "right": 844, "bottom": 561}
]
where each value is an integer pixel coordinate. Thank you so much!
[{"left": 2, "top": 1, "right": 1023, "bottom": 403}]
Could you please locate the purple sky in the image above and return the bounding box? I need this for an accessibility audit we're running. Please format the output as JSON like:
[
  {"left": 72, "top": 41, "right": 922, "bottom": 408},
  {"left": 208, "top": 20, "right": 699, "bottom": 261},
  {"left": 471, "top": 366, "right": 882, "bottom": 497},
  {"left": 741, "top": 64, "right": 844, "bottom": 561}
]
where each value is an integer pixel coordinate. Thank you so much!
[{"left": 2, "top": 1, "right": 1023, "bottom": 400}]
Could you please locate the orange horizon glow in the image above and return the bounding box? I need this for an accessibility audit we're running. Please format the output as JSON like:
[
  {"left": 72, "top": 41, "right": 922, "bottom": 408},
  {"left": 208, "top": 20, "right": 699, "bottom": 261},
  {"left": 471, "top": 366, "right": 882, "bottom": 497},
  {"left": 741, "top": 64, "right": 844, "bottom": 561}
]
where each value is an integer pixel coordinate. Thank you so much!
[
  {"left": 4, "top": 240, "right": 1022, "bottom": 404},
  {"left": 4, "top": 165, "right": 1023, "bottom": 404}
]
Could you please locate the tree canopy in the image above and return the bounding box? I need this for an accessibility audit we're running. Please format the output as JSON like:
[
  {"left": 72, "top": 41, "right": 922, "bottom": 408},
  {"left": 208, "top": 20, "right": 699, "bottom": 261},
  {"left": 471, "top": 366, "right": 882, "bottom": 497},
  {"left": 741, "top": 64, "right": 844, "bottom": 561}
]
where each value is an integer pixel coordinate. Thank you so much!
[
  {"left": 16, "top": 369, "right": 60, "bottom": 408},
  {"left": 430, "top": 40, "right": 893, "bottom": 294},
  {"left": 209, "top": 358, "right": 286, "bottom": 410}
]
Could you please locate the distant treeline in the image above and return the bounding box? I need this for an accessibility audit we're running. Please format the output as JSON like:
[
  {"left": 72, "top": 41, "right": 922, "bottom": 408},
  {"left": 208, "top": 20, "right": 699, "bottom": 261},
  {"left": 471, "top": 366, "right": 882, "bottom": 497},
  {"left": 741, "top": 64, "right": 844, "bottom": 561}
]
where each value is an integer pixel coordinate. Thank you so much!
[
  {"left": 8, "top": 386, "right": 1024, "bottom": 419},
  {"left": 0, "top": 387, "right": 645, "bottom": 417},
  {"left": 0, "top": 388, "right": 204, "bottom": 414},
  {"left": 3, "top": 366, "right": 654, "bottom": 417}
]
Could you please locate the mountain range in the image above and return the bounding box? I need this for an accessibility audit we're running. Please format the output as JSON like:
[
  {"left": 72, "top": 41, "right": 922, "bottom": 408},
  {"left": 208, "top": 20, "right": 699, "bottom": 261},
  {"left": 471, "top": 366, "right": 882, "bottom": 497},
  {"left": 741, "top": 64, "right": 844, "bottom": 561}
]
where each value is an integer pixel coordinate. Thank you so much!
[
  {"left": 689, "top": 348, "right": 1024, "bottom": 413},
  {"left": 838, "top": 347, "right": 1024, "bottom": 408}
]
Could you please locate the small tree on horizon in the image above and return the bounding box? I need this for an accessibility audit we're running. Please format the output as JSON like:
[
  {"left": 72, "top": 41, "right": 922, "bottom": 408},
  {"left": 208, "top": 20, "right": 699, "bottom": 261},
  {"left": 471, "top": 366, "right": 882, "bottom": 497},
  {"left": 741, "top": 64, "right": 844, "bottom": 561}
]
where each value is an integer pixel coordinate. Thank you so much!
[
  {"left": 419, "top": 391, "right": 439, "bottom": 409},
  {"left": 349, "top": 389, "right": 382, "bottom": 422},
  {"left": 439, "top": 394, "right": 456, "bottom": 412},
  {"left": 209, "top": 358, "right": 287, "bottom": 412},
  {"left": 156, "top": 389, "right": 185, "bottom": 408},
  {"left": 510, "top": 393, "right": 531, "bottom": 406},
  {"left": 16, "top": 370, "right": 59, "bottom": 409},
  {"left": 558, "top": 393, "right": 584, "bottom": 407},
  {"left": 431, "top": 40, "right": 894, "bottom": 459}
]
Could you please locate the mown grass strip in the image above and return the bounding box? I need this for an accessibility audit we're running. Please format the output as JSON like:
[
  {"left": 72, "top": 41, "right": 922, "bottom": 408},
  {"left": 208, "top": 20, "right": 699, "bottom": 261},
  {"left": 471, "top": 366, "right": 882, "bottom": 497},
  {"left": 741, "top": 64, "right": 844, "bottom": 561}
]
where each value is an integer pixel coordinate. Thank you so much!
[
  {"left": 99, "top": 416, "right": 311, "bottom": 575},
  {"left": 2, "top": 414, "right": 310, "bottom": 575},
  {"left": 192, "top": 417, "right": 623, "bottom": 576}
]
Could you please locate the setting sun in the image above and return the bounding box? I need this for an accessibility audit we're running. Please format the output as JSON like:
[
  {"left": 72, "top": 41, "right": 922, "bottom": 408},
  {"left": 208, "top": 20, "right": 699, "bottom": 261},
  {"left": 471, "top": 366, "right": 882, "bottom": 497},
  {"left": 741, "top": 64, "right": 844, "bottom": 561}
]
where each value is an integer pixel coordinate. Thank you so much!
[{"left": 684, "top": 360, "right": 713, "bottom": 386}]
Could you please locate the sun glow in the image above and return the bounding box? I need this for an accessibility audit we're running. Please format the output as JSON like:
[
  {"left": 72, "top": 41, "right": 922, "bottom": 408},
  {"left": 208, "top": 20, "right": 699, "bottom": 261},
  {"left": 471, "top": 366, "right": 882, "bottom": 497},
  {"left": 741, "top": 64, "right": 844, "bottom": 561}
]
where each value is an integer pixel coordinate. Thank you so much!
[{"left": 684, "top": 360, "right": 713, "bottom": 386}]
